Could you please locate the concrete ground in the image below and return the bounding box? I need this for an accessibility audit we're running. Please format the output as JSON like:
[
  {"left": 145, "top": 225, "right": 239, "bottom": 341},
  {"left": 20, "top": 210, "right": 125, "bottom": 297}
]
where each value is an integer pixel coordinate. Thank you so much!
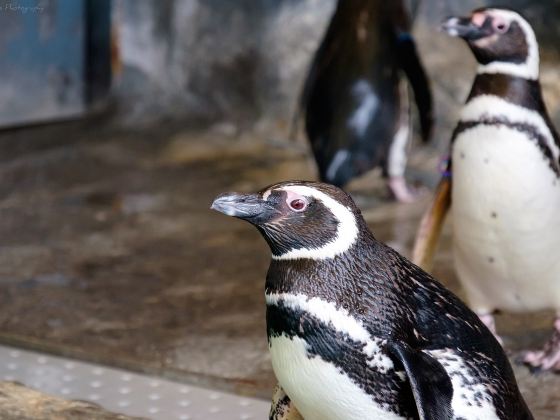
[{"left": 0, "top": 116, "right": 558, "bottom": 418}]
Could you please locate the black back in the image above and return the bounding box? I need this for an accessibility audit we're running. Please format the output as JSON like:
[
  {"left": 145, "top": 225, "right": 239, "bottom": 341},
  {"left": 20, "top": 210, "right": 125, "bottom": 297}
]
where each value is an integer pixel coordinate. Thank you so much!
[{"left": 302, "top": 0, "right": 432, "bottom": 186}]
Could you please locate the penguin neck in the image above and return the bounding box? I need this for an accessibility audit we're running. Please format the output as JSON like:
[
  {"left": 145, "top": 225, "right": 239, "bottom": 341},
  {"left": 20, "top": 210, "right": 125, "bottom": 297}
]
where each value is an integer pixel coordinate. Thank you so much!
[
  {"left": 477, "top": 58, "right": 539, "bottom": 81},
  {"left": 265, "top": 230, "right": 385, "bottom": 297},
  {"left": 264, "top": 233, "right": 410, "bottom": 338},
  {"left": 468, "top": 72, "right": 545, "bottom": 113}
]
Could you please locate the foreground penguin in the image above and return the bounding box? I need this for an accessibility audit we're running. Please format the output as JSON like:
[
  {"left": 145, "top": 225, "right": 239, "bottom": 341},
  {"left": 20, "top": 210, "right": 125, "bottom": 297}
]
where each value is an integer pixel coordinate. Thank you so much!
[
  {"left": 299, "top": 0, "right": 433, "bottom": 202},
  {"left": 212, "top": 180, "right": 532, "bottom": 420},
  {"left": 413, "top": 8, "right": 560, "bottom": 372}
]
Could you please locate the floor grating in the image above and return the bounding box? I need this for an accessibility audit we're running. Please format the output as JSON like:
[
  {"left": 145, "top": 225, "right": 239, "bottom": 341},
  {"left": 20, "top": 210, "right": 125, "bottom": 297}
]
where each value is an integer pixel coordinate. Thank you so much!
[{"left": 0, "top": 344, "right": 270, "bottom": 419}]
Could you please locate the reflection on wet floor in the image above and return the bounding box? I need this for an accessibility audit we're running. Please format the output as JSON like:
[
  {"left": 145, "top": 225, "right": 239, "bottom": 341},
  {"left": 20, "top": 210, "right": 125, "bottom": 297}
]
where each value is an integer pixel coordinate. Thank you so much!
[{"left": 0, "top": 121, "right": 558, "bottom": 418}]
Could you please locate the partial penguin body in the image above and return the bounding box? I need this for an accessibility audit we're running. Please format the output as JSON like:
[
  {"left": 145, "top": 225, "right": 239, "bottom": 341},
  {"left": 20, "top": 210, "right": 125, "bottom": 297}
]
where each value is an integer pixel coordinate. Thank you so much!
[
  {"left": 265, "top": 253, "right": 415, "bottom": 420},
  {"left": 439, "top": 8, "right": 560, "bottom": 371},
  {"left": 265, "top": 248, "right": 519, "bottom": 420},
  {"left": 302, "top": 0, "right": 432, "bottom": 201},
  {"left": 443, "top": 10, "right": 560, "bottom": 314},
  {"left": 452, "top": 75, "right": 560, "bottom": 313},
  {"left": 212, "top": 181, "right": 533, "bottom": 419}
]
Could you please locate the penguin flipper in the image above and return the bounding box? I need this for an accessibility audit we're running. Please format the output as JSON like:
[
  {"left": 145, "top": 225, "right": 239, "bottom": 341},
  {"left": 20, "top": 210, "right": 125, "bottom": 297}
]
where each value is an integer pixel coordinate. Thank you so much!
[
  {"left": 269, "top": 384, "right": 304, "bottom": 420},
  {"left": 387, "top": 342, "right": 453, "bottom": 420},
  {"left": 395, "top": 32, "right": 433, "bottom": 142},
  {"left": 411, "top": 176, "right": 451, "bottom": 271}
]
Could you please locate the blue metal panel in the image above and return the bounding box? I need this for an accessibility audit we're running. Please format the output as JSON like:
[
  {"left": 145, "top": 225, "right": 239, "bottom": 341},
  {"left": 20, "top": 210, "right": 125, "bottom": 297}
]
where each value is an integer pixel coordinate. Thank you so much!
[{"left": 0, "top": 0, "right": 86, "bottom": 127}]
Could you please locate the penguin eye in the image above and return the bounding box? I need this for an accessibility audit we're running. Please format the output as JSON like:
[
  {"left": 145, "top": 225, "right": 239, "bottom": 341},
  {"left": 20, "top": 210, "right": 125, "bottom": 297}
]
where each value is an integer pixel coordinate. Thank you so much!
[
  {"left": 289, "top": 199, "right": 307, "bottom": 212},
  {"left": 493, "top": 20, "right": 509, "bottom": 33}
]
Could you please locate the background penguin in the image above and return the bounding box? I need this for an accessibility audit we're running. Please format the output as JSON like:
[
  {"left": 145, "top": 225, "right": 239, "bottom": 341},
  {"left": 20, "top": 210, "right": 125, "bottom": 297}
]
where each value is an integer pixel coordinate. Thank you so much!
[
  {"left": 413, "top": 8, "right": 560, "bottom": 372},
  {"left": 212, "top": 180, "right": 532, "bottom": 420},
  {"left": 298, "top": 0, "right": 433, "bottom": 202}
]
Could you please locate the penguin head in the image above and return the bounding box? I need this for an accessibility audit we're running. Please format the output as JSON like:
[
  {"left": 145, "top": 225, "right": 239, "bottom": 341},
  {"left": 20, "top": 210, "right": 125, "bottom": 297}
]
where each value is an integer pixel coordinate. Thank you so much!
[
  {"left": 441, "top": 8, "right": 538, "bottom": 79},
  {"left": 211, "top": 181, "right": 364, "bottom": 260}
]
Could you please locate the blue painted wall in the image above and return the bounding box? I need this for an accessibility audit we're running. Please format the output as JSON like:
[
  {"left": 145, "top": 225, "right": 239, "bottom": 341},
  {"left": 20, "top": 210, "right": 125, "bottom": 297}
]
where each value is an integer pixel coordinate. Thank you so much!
[{"left": 0, "top": 0, "right": 104, "bottom": 127}]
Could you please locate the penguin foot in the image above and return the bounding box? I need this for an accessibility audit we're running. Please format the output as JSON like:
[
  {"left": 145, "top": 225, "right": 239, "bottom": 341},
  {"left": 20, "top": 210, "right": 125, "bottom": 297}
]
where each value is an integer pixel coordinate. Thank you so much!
[
  {"left": 269, "top": 384, "right": 303, "bottom": 420},
  {"left": 478, "top": 313, "right": 504, "bottom": 346},
  {"left": 388, "top": 176, "right": 424, "bottom": 203},
  {"left": 521, "top": 318, "right": 560, "bottom": 373}
]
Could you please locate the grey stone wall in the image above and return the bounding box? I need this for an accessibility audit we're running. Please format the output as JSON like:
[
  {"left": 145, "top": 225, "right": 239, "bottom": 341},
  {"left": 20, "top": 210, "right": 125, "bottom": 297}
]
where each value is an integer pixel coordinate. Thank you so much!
[
  {"left": 112, "top": 0, "right": 559, "bottom": 128},
  {"left": 112, "top": 0, "right": 335, "bottom": 127}
]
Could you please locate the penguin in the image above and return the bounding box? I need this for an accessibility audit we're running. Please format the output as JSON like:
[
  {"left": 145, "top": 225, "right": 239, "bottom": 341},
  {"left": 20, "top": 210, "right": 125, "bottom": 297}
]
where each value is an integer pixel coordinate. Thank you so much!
[
  {"left": 413, "top": 8, "right": 560, "bottom": 372},
  {"left": 211, "top": 180, "right": 533, "bottom": 420},
  {"left": 299, "top": 0, "right": 433, "bottom": 202}
]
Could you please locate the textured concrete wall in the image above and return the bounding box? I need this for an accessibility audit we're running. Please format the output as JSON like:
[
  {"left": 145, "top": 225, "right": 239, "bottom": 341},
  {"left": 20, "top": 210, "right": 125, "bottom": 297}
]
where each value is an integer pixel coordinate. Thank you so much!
[
  {"left": 112, "top": 0, "right": 559, "bottom": 127},
  {"left": 112, "top": 0, "right": 335, "bottom": 127}
]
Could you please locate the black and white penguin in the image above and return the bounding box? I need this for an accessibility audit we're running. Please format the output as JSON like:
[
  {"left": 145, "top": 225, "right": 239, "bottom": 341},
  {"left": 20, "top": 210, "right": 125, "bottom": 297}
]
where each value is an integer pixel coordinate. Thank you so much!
[
  {"left": 300, "top": 0, "right": 433, "bottom": 202},
  {"left": 212, "top": 180, "right": 532, "bottom": 420},
  {"left": 414, "top": 8, "right": 560, "bottom": 372}
]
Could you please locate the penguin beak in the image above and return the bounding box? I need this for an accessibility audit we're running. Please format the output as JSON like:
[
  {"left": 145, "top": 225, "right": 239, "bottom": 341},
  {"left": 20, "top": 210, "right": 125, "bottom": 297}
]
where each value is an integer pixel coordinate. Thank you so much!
[
  {"left": 440, "top": 16, "right": 491, "bottom": 40},
  {"left": 211, "top": 192, "right": 275, "bottom": 224}
]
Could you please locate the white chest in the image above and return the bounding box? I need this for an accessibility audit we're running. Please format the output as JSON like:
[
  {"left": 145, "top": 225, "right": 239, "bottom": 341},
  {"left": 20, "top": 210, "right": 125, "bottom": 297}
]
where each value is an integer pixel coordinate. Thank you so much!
[
  {"left": 269, "top": 334, "right": 407, "bottom": 420},
  {"left": 451, "top": 123, "right": 560, "bottom": 311},
  {"left": 265, "top": 292, "right": 408, "bottom": 419}
]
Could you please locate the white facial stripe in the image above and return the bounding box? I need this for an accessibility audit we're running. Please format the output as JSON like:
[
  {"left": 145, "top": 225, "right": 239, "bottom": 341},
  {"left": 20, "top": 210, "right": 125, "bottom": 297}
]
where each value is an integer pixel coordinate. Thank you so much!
[
  {"left": 270, "top": 185, "right": 359, "bottom": 260},
  {"left": 262, "top": 189, "right": 272, "bottom": 200},
  {"left": 425, "top": 349, "right": 499, "bottom": 419},
  {"left": 266, "top": 292, "right": 395, "bottom": 373},
  {"left": 461, "top": 95, "right": 559, "bottom": 162},
  {"left": 477, "top": 10, "right": 539, "bottom": 80}
]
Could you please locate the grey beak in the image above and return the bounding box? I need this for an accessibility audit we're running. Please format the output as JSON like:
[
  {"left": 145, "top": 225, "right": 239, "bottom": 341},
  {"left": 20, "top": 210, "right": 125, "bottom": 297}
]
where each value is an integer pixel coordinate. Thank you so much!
[
  {"left": 440, "top": 16, "right": 490, "bottom": 40},
  {"left": 211, "top": 192, "right": 272, "bottom": 222}
]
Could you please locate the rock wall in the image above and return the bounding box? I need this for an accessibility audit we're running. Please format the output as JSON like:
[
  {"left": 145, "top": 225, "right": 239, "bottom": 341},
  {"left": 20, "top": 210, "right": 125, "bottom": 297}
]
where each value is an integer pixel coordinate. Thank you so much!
[
  {"left": 112, "top": 0, "right": 559, "bottom": 128},
  {"left": 112, "top": 0, "right": 335, "bottom": 127}
]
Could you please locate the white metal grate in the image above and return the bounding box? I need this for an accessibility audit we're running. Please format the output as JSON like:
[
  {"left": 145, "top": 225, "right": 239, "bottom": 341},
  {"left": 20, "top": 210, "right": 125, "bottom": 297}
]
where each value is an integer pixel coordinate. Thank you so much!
[{"left": 0, "top": 344, "right": 269, "bottom": 419}]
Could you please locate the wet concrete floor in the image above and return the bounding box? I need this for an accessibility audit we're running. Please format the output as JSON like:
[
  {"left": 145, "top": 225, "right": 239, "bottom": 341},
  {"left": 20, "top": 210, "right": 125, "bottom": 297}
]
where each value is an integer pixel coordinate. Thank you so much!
[{"left": 0, "top": 117, "right": 558, "bottom": 418}]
